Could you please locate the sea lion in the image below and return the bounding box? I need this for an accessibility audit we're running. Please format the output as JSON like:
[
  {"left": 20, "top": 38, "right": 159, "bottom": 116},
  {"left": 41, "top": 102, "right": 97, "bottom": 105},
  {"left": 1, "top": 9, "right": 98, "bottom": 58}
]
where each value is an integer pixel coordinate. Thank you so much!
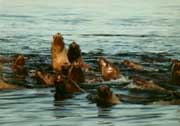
[
  {"left": 34, "top": 63, "right": 85, "bottom": 86},
  {"left": 68, "top": 41, "right": 90, "bottom": 70},
  {"left": 35, "top": 70, "right": 56, "bottom": 86},
  {"left": 54, "top": 74, "right": 84, "bottom": 101},
  {"left": 0, "top": 56, "right": 13, "bottom": 64},
  {"left": 171, "top": 59, "right": 180, "bottom": 84},
  {"left": 0, "top": 79, "right": 18, "bottom": 90},
  {"left": 88, "top": 85, "right": 120, "bottom": 106},
  {"left": 68, "top": 64, "right": 85, "bottom": 84},
  {"left": 60, "top": 63, "right": 85, "bottom": 84},
  {"left": 131, "top": 77, "right": 170, "bottom": 93},
  {"left": 68, "top": 41, "right": 81, "bottom": 63},
  {"left": 98, "top": 57, "right": 121, "bottom": 81},
  {"left": 122, "top": 60, "right": 144, "bottom": 71},
  {"left": 51, "top": 33, "right": 70, "bottom": 72},
  {"left": 11, "top": 54, "right": 27, "bottom": 76}
]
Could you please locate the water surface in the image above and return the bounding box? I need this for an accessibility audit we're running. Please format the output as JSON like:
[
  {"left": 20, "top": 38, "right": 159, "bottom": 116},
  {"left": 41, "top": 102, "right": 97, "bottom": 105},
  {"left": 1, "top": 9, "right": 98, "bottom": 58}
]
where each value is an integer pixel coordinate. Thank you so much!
[{"left": 0, "top": 0, "right": 180, "bottom": 125}]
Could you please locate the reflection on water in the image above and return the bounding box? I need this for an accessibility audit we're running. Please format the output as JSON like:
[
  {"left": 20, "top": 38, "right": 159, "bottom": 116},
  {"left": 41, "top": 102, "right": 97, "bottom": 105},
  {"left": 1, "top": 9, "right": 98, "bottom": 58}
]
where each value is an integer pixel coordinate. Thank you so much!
[{"left": 0, "top": 0, "right": 180, "bottom": 125}]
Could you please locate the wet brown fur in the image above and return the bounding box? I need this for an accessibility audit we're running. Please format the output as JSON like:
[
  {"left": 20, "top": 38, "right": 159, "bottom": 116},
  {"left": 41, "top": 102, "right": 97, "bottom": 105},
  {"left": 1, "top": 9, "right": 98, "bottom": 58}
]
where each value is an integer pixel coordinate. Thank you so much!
[
  {"left": 98, "top": 57, "right": 120, "bottom": 81},
  {"left": 171, "top": 60, "right": 180, "bottom": 84},
  {"left": 51, "top": 33, "right": 69, "bottom": 72}
]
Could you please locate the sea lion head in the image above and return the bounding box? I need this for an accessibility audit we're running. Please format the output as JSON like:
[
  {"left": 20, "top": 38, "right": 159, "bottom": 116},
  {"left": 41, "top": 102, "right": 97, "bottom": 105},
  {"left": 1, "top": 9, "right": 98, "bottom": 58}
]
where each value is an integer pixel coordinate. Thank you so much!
[
  {"left": 55, "top": 74, "right": 81, "bottom": 93},
  {"left": 53, "top": 32, "right": 64, "bottom": 52},
  {"left": 95, "top": 85, "right": 120, "bottom": 106},
  {"left": 14, "top": 54, "right": 25, "bottom": 66},
  {"left": 97, "top": 85, "right": 113, "bottom": 99},
  {"left": 98, "top": 57, "right": 108, "bottom": 68},
  {"left": 98, "top": 57, "right": 120, "bottom": 81},
  {"left": 12, "top": 54, "right": 26, "bottom": 75},
  {"left": 68, "top": 41, "right": 81, "bottom": 63},
  {"left": 122, "top": 60, "right": 130, "bottom": 66}
]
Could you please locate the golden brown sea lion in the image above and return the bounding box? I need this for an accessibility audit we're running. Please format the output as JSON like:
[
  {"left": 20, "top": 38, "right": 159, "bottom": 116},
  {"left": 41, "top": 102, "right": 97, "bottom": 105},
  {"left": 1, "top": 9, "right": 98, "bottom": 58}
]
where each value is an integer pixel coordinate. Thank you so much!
[
  {"left": 51, "top": 33, "right": 70, "bottom": 72},
  {"left": 11, "top": 54, "right": 26, "bottom": 75},
  {"left": 93, "top": 85, "right": 120, "bottom": 106},
  {"left": 35, "top": 70, "right": 56, "bottom": 86},
  {"left": 34, "top": 63, "right": 85, "bottom": 87},
  {"left": 0, "top": 79, "right": 18, "bottom": 90},
  {"left": 122, "top": 60, "right": 144, "bottom": 71},
  {"left": 98, "top": 57, "right": 121, "bottom": 81},
  {"left": 0, "top": 56, "right": 13, "bottom": 64},
  {"left": 171, "top": 59, "right": 180, "bottom": 84}
]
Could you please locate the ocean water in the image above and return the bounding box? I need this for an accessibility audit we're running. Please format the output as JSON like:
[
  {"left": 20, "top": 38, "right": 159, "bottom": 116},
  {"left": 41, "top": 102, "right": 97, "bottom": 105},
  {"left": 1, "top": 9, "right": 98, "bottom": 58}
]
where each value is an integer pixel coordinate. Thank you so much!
[{"left": 0, "top": 0, "right": 180, "bottom": 126}]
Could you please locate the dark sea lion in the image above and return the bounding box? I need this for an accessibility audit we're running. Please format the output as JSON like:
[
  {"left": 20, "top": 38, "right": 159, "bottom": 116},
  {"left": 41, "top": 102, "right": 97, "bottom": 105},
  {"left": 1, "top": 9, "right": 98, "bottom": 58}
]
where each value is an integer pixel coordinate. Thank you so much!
[
  {"left": 67, "top": 41, "right": 90, "bottom": 70},
  {"left": 11, "top": 54, "right": 27, "bottom": 76},
  {"left": 54, "top": 74, "right": 84, "bottom": 101},
  {"left": 131, "top": 77, "right": 171, "bottom": 94},
  {"left": 60, "top": 63, "right": 85, "bottom": 84},
  {"left": 98, "top": 57, "right": 121, "bottom": 81},
  {"left": 122, "top": 60, "right": 144, "bottom": 71},
  {"left": 68, "top": 41, "right": 81, "bottom": 63},
  {"left": 171, "top": 59, "right": 180, "bottom": 84},
  {"left": 51, "top": 33, "right": 70, "bottom": 72},
  {"left": 88, "top": 85, "right": 120, "bottom": 106},
  {"left": 68, "top": 64, "right": 85, "bottom": 84}
]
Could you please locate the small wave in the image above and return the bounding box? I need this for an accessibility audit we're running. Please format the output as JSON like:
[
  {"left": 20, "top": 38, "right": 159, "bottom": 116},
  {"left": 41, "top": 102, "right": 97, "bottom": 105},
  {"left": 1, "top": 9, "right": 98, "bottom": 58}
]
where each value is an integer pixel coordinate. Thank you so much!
[
  {"left": 0, "top": 14, "right": 34, "bottom": 18},
  {"left": 63, "top": 34, "right": 179, "bottom": 38}
]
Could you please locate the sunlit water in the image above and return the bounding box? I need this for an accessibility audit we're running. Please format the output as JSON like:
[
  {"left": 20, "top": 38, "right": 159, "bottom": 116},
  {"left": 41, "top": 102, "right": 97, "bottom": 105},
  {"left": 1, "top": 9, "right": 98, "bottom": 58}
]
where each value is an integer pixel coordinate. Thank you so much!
[{"left": 0, "top": 0, "right": 180, "bottom": 125}]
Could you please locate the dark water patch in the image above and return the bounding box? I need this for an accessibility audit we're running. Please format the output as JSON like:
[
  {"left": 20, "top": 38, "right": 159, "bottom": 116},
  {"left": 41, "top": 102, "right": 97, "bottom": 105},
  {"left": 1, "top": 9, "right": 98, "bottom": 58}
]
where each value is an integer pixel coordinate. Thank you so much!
[{"left": 0, "top": 38, "right": 12, "bottom": 42}]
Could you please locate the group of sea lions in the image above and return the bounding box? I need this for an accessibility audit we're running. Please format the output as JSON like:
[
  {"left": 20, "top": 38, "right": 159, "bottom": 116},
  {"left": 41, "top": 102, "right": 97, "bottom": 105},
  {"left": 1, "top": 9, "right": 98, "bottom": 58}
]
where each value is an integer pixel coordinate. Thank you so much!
[{"left": 0, "top": 32, "right": 180, "bottom": 106}]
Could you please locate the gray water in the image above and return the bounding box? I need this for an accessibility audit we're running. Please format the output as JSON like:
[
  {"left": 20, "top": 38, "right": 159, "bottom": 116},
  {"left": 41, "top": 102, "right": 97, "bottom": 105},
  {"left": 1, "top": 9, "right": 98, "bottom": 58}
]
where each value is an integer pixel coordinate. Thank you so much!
[{"left": 0, "top": 0, "right": 180, "bottom": 126}]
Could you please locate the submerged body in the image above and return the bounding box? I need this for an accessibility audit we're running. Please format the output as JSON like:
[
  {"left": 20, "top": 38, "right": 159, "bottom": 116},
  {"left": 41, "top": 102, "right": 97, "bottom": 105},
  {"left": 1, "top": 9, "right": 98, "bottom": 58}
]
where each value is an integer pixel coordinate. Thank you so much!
[
  {"left": 131, "top": 77, "right": 169, "bottom": 93},
  {"left": 122, "top": 60, "right": 144, "bottom": 71},
  {"left": 0, "top": 79, "right": 19, "bottom": 90}
]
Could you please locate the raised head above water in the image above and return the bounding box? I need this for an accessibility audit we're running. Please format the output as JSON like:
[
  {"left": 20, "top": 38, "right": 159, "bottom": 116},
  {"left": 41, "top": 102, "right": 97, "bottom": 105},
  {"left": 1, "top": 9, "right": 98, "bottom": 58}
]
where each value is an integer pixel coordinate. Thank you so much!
[
  {"left": 98, "top": 57, "right": 121, "bottom": 81},
  {"left": 54, "top": 74, "right": 83, "bottom": 101},
  {"left": 95, "top": 85, "right": 120, "bottom": 106},
  {"left": 68, "top": 41, "right": 81, "bottom": 63},
  {"left": 51, "top": 32, "right": 70, "bottom": 72},
  {"left": 11, "top": 54, "right": 26, "bottom": 75}
]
